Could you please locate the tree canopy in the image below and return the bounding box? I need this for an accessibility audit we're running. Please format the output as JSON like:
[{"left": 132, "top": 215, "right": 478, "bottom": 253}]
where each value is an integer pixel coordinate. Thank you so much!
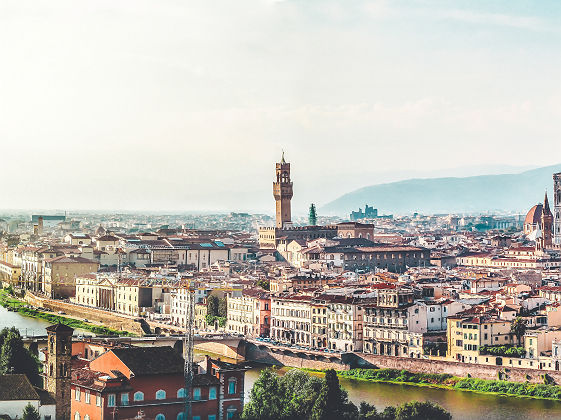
[
  {"left": 22, "top": 403, "right": 41, "bottom": 420},
  {"left": 241, "top": 369, "right": 452, "bottom": 420},
  {"left": 0, "top": 327, "right": 41, "bottom": 386}
]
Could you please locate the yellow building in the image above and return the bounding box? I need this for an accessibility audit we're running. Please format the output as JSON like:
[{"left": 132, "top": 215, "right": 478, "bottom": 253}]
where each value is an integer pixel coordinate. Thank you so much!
[
  {"left": 42, "top": 256, "right": 99, "bottom": 299},
  {"left": 0, "top": 260, "right": 21, "bottom": 288},
  {"left": 447, "top": 313, "right": 513, "bottom": 364}
]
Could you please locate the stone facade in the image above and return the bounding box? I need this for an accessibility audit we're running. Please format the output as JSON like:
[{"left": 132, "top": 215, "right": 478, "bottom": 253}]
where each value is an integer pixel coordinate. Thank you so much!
[
  {"left": 555, "top": 172, "right": 561, "bottom": 245},
  {"left": 44, "top": 323, "right": 74, "bottom": 420}
]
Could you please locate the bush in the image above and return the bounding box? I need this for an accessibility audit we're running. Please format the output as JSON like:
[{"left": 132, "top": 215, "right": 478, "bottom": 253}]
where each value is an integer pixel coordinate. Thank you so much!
[{"left": 479, "top": 345, "right": 526, "bottom": 358}]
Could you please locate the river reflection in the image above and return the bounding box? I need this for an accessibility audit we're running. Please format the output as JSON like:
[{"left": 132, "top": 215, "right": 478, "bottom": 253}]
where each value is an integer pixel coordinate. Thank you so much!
[{"left": 244, "top": 367, "right": 561, "bottom": 420}]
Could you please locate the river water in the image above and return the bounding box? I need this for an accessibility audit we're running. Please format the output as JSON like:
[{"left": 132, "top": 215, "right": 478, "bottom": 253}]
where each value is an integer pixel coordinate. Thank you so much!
[{"left": 4, "top": 307, "right": 561, "bottom": 419}]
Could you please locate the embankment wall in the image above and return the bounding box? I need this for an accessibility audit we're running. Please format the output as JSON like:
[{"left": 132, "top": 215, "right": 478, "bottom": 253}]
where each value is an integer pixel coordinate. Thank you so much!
[
  {"left": 24, "top": 292, "right": 145, "bottom": 335},
  {"left": 246, "top": 343, "right": 561, "bottom": 384}
]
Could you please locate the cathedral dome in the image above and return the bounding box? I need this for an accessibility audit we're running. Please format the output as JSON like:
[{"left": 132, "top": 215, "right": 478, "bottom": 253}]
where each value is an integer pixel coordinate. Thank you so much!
[{"left": 523, "top": 204, "right": 543, "bottom": 235}]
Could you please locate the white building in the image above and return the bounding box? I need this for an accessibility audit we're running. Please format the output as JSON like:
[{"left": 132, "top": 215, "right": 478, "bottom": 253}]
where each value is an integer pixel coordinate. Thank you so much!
[{"left": 0, "top": 374, "right": 56, "bottom": 420}]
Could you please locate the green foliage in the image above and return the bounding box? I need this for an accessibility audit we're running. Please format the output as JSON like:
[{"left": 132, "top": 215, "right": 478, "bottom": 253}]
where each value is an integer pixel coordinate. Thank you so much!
[
  {"left": 0, "top": 328, "right": 41, "bottom": 386},
  {"left": 207, "top": 295, "right": 219, "bottom": 317},
  {"left": 309, "top": 204, "right": 317, "bottom": 226},
  {"left": 394, "top": 401, "right": 451, "bottom": 420},
  {"left": 339, "top": 369, "right": 455, "bottom": 386},
  {"left": 479, "top": 345, "right": 526, "bottom": 358},
  {"left": 218, "top": 297, "right": 227, "bottom": 318},
  {"left": 341, "top": 368, "right": 561, "bottom": 401},
  {"left": 454, "top": 378, "right": 561, "bottom": 399},
  {"left": 311, "top": 369, "right": 358, "bottom": 420},
  {"left": 205, "top": 315, "right": 227, "bottom": 328},
  {"left": 510, "top": 317, "right": 527, "bottom": 345},
  {"left": 242, "top": 369, "right": 451, "bottom": 420},
  {"left": 257, "top": 279, "right": 270, "bottom": 291},
  {"left": 22, "top": 403, "right": 41, "bottom": 420}
]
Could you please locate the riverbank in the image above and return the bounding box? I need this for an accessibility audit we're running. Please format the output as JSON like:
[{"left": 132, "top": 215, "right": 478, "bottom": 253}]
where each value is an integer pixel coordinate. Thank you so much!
[
  {"left": 297, "top": 367, "right": 561, "bottom": 402},
  {"left": 0, "top": 289, "right": 133, "bottom": 336}
]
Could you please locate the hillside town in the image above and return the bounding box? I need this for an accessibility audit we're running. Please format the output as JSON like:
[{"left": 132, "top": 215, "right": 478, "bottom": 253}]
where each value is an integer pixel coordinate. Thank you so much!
[{"left": 1, "top": 156, "right": 561, "bottom": 419}]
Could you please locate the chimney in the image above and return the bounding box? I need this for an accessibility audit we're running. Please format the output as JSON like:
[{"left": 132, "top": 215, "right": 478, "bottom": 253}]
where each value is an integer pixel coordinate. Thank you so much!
[{"left": 205, "top": 354, "right": 211, "bottom": 375}]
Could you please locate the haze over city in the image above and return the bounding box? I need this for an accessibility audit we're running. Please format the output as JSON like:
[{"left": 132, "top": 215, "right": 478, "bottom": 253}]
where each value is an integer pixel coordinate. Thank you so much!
[{"left": 1, "top": 0, "right": 561, "bottom": 213}]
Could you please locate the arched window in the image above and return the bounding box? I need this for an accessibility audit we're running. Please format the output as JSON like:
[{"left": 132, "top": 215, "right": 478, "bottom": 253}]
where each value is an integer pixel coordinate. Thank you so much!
[
  {"left": 156, "top": 389, "right": 166, "bottom": 400},
  {"left": 74, "top": 413, "right": 80, "bottom": 420},
  {"left": 84, "top": 416, "right": 90, "bottom": 420},
  {"left": 156, "top": 415, "right": 166, "bottom": 420},
  {"left": 133, "top": 391, "right": 144, "bottom": 401},
  {"left": 177, "top": 413, "right": 185, "bottom": 420},
  {"left": 177, "top": 388, "right": 186, "bottom": 398}
]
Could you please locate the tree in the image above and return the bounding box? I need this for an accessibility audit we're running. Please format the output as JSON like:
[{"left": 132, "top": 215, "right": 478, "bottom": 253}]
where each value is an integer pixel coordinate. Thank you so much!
[
  {"left": 207, "top": 295, "right": 219, "bottom": 317},
  {"left": 0, "top": 328, "right": 41, "bottom": 386},
  {"left": 309, "top": 204, "right": 317, "bottom": 226},
  {"left": 257, "top": 279, "right": 270, "bottom": 291},
  {"left": 511, "top": 317, "right": 527, "bottom": 345},
  {"left": 242, "top": 368, "right": 288, "bottom": 420},
  {"left": 22, "top": 403, "right": 41, "bottom": 420},
  {"left": 311, "top": 369, "right": 357, "bottom": 420},
  {"left": 394, "top": 401, "right": 451, "bottom": 420},
  {"left": 218, "top": 297, "right": 228, "bottom": 318}
]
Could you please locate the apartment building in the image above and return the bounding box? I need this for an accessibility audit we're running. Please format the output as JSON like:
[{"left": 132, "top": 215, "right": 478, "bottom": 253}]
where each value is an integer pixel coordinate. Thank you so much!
[
  {"left": 226, "top": 289, "right": 270, "bottom": 338},
  {"left": 447, "top": 312, "right": 514, "bottom": 363},
  {"left": 43, "top": 256, "right": 99, "bottom": 299},
  {"left": 270, "top": 295, "right": 312, "bottom": 346}
]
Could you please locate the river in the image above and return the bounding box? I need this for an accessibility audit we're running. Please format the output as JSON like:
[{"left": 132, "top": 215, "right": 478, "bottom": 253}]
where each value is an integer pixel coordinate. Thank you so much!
[{"left": 4, "top": 308, "right": 561, "bottom": 419}]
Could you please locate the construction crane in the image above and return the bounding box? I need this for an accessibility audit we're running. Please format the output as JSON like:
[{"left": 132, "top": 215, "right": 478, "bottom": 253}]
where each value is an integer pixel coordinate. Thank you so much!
[{"left": 183, "top": 282, "right": 196, "bottom": 420}]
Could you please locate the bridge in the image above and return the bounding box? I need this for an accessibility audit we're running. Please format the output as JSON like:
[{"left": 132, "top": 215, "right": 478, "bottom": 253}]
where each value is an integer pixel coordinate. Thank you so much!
[{"left": 23, "top": 334, "right": 246, "bottom": 361}]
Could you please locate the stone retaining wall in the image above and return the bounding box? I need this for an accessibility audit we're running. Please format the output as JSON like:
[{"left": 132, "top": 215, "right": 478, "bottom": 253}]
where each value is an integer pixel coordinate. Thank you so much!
[
  {"left": 24, "top": 292, "right": 145, "bottom": 336},
  {"left": 246, "top": 343, "right": 561, "bottom": 385}
]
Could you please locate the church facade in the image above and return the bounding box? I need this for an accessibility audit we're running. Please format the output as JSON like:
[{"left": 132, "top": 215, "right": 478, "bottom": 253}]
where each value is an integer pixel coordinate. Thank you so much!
[{"left": 555, "top": 172, "right": 561, "bottom": 245}]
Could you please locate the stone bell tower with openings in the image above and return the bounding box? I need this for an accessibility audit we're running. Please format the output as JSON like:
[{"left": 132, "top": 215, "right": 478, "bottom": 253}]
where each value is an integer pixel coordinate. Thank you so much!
[
  {"left": 44, "top": 323, "right": 74, "bottom": 420},
  {"left": 555, "top": 172, "right": 561, "bottom": 246},
  {"left": 273, "top": 151, "right": 293, "bottom": 228}
]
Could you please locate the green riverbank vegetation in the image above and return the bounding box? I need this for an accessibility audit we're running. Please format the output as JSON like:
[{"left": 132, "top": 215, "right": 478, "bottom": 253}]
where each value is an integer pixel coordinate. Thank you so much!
[
  {"left": 337, "top": 368, "right": 561, "bottom": 400},
  {"left": 0, "top": 288, "right": 133, "bottom": 336},
  {"left": 241, "top": 368, "right": 451, "bottom": 420}
]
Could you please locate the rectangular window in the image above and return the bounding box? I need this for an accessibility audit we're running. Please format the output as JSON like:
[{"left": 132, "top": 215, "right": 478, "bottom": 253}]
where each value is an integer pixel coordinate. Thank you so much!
[
  {"left": 85, "top": 390, "right": 90, "bottom": 404},
  {"left": 96, "top": 394, "right": 101, "bottom": 407},
  {"left": 108, "top": 394, "right": 116, "bottom": 407},
  {"left": 209, "top": 387, "right": 217, "bottom": 400},
  {"left": 193, "top": 417, "right": 201, "bottom": 420},
  {"left": 121, "top": 393, "right": 129, "bottom": 406},
  {"left": 75, "top": 387, "right": 81, "bottom": 401},
  {"left": 193, "top": 387, "right": 201, "bottom": 401},
  {"left": 209, "top": 416, "right": 217, "bottom": 420}
]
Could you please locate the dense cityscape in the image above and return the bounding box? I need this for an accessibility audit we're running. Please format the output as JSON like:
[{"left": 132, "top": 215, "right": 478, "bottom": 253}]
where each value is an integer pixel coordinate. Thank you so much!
[
  {"left": 0, "top": 154, "right": 561, "bottom": 419},
  {"left": 2, "top": 0, "right": 561, "bottom": 419}
]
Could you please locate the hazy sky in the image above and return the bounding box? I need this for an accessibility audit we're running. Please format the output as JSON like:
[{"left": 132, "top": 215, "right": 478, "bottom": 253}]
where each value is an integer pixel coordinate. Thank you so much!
[{"left": 1, "top": 0, "right": 560, "bottom": 214}]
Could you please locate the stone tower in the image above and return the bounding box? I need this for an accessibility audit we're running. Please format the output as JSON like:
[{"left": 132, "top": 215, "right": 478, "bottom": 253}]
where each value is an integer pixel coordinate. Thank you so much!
[
  {"left": 541, "top": 191, "right": 554, "bottom": 248},
  {"left": 555, "top": 172, "right": 561, "bottom": 246},
  {"left": 273, "top": 152, "right": 293, "bottom": 228},
  {"left": 44, "top": 323, "right": 74, "bottom": 420}
]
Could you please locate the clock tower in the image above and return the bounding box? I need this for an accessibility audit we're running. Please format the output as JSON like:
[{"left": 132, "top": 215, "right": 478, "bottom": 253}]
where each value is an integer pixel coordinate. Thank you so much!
[{"left": 273, "top": 152, "right": 293, "bottom": 228}]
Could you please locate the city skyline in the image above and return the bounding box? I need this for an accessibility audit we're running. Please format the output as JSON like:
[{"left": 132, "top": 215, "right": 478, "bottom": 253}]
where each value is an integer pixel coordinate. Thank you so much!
[{"left": 1, "top": 1, "right": 560, "bottom": 212}]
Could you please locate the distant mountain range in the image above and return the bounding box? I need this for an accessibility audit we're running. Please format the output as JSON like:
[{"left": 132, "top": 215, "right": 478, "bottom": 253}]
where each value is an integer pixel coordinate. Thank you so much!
[{"left": 321, "top": 164, "right": 561, "bottom": 216}]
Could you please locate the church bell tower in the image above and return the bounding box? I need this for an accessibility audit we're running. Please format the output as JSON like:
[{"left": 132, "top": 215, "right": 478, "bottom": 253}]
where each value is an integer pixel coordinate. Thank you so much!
[
  {"left": 273, "top": 152, "right": 293, "bottom": 228},
  {"left": 542, "top": 191, "right": 554, "bottom": 248},
  {"left": 555, "top": 172, "right": 561, "bottom": 246},
  {"left": 45, "top": 323, "right": 74, "bottom": 420}
]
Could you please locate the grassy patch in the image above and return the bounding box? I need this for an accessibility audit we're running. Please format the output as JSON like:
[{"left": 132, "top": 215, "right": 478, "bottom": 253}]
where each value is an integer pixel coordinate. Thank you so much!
[{"left": 336, "top": 368, "right": 561, "bottom": 401}]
